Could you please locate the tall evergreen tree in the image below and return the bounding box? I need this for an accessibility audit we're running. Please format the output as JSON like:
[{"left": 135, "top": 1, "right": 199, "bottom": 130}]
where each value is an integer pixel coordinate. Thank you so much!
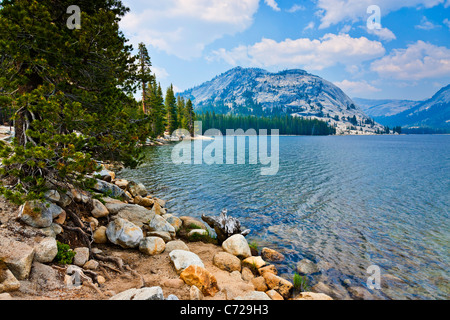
[
  {"left": 185, "top": 99, "right": 195, "bottom": 137},
  {"left": 137, "top": 42, "right": 153, "bottom": 114},
  {"left": 165, "top": 84, "right": 177, "bottom": 134}
]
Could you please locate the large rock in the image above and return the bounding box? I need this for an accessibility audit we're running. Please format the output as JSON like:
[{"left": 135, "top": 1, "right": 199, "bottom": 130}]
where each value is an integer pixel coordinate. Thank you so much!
[
  {"left": 106, "top": 203, "right": 155, "bottom": 228},
  {"left": 127, "top": 181, "right": 148, "bottom": 197},
  {"left": 146, "top": 231, "right": 172, "bottom": 243},
  {"left": 261, "top": 247, "right": 285, "bottom": 262},
  {"left": 34, "top": 237, "right": 58, "bottom": 263},
  {"left": 222, "top": 234, "right": 251, "bottom": 258},
  {"left": 162, "top": 214, "right": 182, "bottom": 232},
  {"left": 169, "top": 250, "right": 204, "bottom": 274},
  {"left": 91, "top": 199, "right": 109, "bottom": 218},
  {"left": 148, "top": 215, "right": 176, "bottom": 237},
  {"left": 0, "top": 236, "right": 35, "bottom": 280},
  {"left": 180, "top": 216, "right": 207, "bottom": 230},
  {"left": 262, "top": 272, "right": 293, "bottom": 299},
  {"left": 106, "top": 218, "right": 143, "bottom": 249},
  {"left": 0, "top": 261, "right": 20, "bottom": 293},
  {"left": 28, "top": 262, "right": 62, "bottom": 291},
  {"left": 93, "top": 179, "right": 130, "bottom": 200},
  {"left": 109, "top": 286, "right": 164, "bottom": 300},
  {"left": 213, "top": 252, "right": 241, "bottom": 272},
  {"left": 180, "top": 265, "right": 220, "bottom": 297},
  {"left": 242, "top": 256, "right": 266, "bottom": 270},
  {"left": 114, "top": 179, "right": 129, "bottom": 189},
  {"left": 296, "top": 258, "right": 319, "bottom": 275},
  {"left": 19, "top": 200, "right": 65, "bottom": 228},
  {"left": 139, "top": 237, "right": 166, "bottom": 255}
]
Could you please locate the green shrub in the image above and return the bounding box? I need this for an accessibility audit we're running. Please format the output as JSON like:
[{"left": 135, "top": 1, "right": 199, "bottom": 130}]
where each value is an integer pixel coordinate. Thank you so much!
[
  {"left": 293, "top": 273, "right": 310, "bottom": 292},
  {"left": 55, "top": 241, "right": 76, "bottom": 265}
]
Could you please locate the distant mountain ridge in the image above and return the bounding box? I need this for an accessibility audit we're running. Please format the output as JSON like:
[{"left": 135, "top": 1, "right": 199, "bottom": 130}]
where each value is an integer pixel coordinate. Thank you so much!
[
  {"left": 354, "top": 84, "right": 450, "bottom": 129},
  {"left": 179, "top": 67, "right": 384, "bottom": 134}
]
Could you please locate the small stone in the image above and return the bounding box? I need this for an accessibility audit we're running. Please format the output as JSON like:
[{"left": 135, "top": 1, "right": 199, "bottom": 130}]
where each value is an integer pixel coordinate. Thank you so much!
[
  {"left": 73, "top": 247, "right": 90, "bottom": 267},
  {"left": 139, "top": 237, "right": 166, "bottom": 256},
  {"left": 190, "top": 285, "right": 204, "bottom": 300},
  {"left": 166, "top": 294, "right": 179, "bottom": 300},
  {"left": 242, "top": 256, "right": 266, "bottom": 270},
  {"left": 127, "top": 181, "right": 148, "bottom": 197},
  {"left": 97, "top": 276, "right": 106, "bottom": 285},
  {"left": 44, "top": 190, "right": 60, "bottom": 203},
  {"left": 93, "top": 226, "right": 108, "bottom": 244},
  {"left": 154, "top": 197, "right": 166, "bottom": 208},
  {"left": 146, "top": 231, "right": 172, "bottom": 242},
  {"left": 180, "top": 216, "right": 207, "bottom": 230},
  {"left": 188, "top": 229, "right": 208, "bottom": 237},
  {"left": 83, "top": 260, "right": 99, "bottom": 270},
  {"left": 294, "top": 292, "right": 333, "bottom": 300},
  {"left": 91, "top": 199, "right": 109, "bottom": 218},
  {"left": 114, "top": 179, "right": 129, "bottom": 189}
]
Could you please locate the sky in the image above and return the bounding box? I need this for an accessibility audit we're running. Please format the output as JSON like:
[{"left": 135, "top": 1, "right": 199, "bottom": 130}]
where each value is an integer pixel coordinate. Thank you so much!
[{"left": 120, "top": 0, "right": 450, "bottom": 101}]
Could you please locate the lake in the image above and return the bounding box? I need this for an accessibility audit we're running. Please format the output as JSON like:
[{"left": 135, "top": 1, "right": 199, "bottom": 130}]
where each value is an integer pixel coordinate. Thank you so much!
[{"left": 119, "top": 135, "right": 450, "bottom": 300}]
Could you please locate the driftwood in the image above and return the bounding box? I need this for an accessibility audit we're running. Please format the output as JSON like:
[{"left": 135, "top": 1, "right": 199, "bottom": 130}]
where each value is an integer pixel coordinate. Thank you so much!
[{"left": 201, "top": 209, "right": 250, "bottom": 244}]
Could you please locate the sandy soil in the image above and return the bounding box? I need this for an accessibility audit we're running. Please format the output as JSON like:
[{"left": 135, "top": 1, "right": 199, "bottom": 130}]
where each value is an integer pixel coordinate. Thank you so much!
[{"left": 0, "top": 197, "right": 257, "bottom": 300}]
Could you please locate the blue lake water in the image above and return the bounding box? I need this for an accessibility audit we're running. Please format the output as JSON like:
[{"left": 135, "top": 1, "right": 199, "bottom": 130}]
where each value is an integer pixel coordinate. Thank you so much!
[{"left": 119, "top": 135, "right": 450, "bottom": 300}]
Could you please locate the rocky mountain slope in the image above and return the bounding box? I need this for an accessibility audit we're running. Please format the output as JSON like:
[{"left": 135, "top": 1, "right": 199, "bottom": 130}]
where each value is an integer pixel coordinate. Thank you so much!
[
  {"left": 180, "top": 67, "right": 385, "bottom": 134},
  {"left": 354, "top": 84, "right": 450, "bottom": 129}
]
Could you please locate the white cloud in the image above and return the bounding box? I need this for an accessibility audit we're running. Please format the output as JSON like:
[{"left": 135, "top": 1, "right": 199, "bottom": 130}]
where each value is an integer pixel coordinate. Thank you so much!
[
  {"left": 316, "top": 0, "right": 445, "bottom": 29},
  {"left": 371, "top": 41, "right": 450, "bottom": 80},
  {"left": 211, "top": 33, "right": 385, "bottom": 71},
  {"left": 264, "top": 0, "right": 281, "bottom": 11},
  {"left": 152, "top": 66, "right": 169, "bottom": 80},
  {"left": 303, "top": 21, "right": 315, "bottom": 31},
  {"left": 120, "top": 0, "right": 260, "bottom": 59},
  {"left": 287, "top": 4, "right": 306, "bottom": 13},
  {"left": 365, "top": 27, "right": 396, "bottom": 42},
  {"left": 443, "top": 18, "right": 450, "bottom": 29},
  {"left": 334, "top": 80, "right": 381, "bottom": 95},
  {"left": 415, "top": 16, "right": 440, "bottom": 30}
]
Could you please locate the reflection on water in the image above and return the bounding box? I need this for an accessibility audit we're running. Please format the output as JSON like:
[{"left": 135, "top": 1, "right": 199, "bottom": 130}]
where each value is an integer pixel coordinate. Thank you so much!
[{"left": 120, "top": 135, "right": 450, "bottom": 300}]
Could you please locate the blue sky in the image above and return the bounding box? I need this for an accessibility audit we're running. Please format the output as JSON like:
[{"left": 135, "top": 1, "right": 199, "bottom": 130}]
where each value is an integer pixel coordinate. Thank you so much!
[{"left": 120, "top": 0, "right": 450, "bottom": 101}]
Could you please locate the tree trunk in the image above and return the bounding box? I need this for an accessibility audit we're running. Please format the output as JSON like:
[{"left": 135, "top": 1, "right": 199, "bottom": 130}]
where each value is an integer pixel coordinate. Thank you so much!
[{"left": 202, "top": 209, "right": 250, "bottom": 244}]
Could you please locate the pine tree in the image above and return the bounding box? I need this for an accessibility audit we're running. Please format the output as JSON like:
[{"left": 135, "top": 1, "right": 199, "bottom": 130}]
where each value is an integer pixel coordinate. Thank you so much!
[
  {"left": 137, "top": 42, "right": 153, "bottom": 114},
  {"left": 0, "top": 0, "right": 149, "bottom": 204},
  {"left": 185, "top": 99, "right": 195, "bottom": 137},
  {"left": 165, "top": 84, "right": 178, "bottom": 134}
]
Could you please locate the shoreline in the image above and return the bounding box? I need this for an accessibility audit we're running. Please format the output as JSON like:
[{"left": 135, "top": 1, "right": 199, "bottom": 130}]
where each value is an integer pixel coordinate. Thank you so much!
[{"left": 0, "top": 166, "right": 337, "bottom": 301}]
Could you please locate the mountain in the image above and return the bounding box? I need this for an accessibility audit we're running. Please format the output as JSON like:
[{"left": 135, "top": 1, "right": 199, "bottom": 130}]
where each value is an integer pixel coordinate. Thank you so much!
[
  {"left": 354, "top": 85, "right": 450, "bottom": 130},
  {"left": 353, "top": 98, "right": 420, "bottom": 118},
  {"left": 179, "top": 67, "right": 385, "bottom": 134}
]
